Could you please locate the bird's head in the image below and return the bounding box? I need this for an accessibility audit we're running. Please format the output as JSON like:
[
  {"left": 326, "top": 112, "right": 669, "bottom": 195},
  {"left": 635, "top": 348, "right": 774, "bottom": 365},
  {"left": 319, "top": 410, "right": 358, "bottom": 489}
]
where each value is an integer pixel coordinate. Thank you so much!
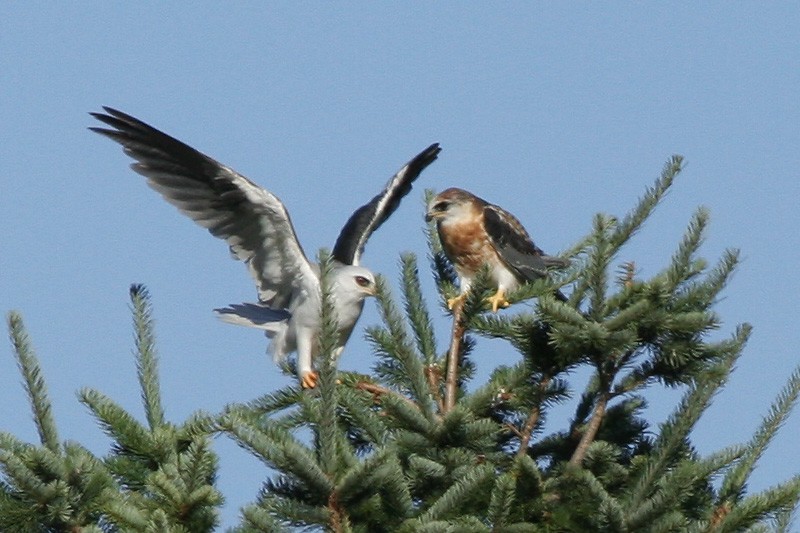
[
  {"left": 331, "top": 265, "right": 377, "bottom": 301},
  {"left": 425, "top": 187, "right": 479, "bottom": 223}
]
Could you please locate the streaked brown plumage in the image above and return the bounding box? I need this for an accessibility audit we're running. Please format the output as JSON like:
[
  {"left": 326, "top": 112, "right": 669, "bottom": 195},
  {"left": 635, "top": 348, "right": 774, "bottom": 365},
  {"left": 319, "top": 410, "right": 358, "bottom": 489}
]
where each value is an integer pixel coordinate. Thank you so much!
[{"left": 426, "top": 187, "right": 568, "bottom": 311}]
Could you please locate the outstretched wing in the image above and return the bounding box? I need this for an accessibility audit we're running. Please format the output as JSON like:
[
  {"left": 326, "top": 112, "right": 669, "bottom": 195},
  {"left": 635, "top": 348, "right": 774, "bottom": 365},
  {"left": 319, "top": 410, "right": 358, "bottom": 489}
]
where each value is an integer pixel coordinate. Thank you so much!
[
  {"left": 332, "top": 143, "right": 441, "bottom": 265},
  {"left": 483, "top": 204, "right": 569, "bottom": 282},
  {"left": 90, "top": 106, "right": 317, "bottom": 308}
]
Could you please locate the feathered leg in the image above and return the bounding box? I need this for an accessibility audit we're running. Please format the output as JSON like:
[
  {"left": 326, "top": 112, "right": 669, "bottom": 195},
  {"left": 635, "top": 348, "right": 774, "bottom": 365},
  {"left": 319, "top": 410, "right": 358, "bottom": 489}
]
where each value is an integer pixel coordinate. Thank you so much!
[
  {"left": 295, "top": 326, "right": 318, "bottom": 389},
  {"left": 447, "top": 278, "right": 472, "bottom": 310}
]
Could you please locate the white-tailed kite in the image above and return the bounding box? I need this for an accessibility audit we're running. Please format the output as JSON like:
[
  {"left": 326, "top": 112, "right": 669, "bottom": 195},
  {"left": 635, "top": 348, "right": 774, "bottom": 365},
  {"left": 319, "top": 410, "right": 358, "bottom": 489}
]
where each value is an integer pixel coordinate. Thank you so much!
[
  {"left": 425, "top": 187, "right": 568, "bottom": 312},
  {"left": 91, "top": 107, "right": 440, "bottom": 388}
]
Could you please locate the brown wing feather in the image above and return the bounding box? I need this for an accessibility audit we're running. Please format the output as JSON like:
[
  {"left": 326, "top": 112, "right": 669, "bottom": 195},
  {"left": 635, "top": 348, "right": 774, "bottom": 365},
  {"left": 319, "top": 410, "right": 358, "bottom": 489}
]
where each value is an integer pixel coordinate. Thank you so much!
[{"left": 483, "top": 204, "right": 567, "bottom": 282}]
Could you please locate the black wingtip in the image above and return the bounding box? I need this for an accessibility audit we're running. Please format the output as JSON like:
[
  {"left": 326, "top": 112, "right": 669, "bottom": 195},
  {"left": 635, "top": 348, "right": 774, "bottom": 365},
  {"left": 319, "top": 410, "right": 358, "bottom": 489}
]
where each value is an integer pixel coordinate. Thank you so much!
[
  {"left": 331, "top": 143, "right": 442, "bottom": 265},
  {"left": 88, "top": 108, "right": 111, "bottom": 131},
  {"left": 88, "top": 106, "right": 221, "bottom": 181},
  {"left": 398, "top": 142, "right": 441, "bottom": 186},
  {"left": 88, "top": 106, "right": 122, "bottom": 122},
  {"left": 98, "top": 106, "right": 128, "bottom": 119},
  {"left": 89, "top": 107, "right": 125, "bottom": 134},
  {"left": 404, "top": 143, "right": 441, "bottom": 170},
  {"left": 89, "top": 107, "right": 161, "bottom": 137},
  {"left": 420, "top": 142, "right": 442, "bottom": 163}
]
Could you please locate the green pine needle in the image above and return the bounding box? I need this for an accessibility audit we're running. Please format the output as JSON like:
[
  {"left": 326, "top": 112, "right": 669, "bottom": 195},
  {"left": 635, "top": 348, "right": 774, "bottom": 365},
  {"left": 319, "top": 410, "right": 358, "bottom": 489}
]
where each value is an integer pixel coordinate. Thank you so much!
[
  {"left": 417, "top": 464, "right": 494, "bottom": 522},
  {"left": 400, "top": 253, "right": 438, "bottom": 365},
  {"left": 369, "top": 275, "right": 435, "bottom": 417},
  {"left": 130, "top": 284, "right": 165, "bottom": 430},
  {"left": 6, "top": 312, "right": 59, "bottom": 453},
  {"left": 611, "top": 155, "right": 684, "bottom": 248},
  {"left": 79, "top": 387, "right": 153, "bottom": 457},
  {"left": 719, "top": 365, "right": 800, "bottom": 505},
  {"left": 316, "top": 251, "right": 343, "bottom": 477}
]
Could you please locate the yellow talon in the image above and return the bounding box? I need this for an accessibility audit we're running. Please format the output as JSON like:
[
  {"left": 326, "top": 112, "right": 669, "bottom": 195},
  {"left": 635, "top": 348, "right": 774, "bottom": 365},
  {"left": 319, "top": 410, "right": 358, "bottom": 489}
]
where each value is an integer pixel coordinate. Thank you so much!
[
  {"left": 486, "top": 289, "right": 510, "bottom": 313},
  {"left": 301, "top": 371, "right": 319, "bottom": 389},
  {"left": 447, "top": 293, "right": 467, "bottom": 310}
]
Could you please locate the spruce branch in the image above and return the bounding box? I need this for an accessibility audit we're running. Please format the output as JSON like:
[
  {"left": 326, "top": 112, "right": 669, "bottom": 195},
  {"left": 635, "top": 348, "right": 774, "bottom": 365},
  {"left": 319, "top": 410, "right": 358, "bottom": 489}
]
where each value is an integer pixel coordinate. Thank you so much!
[
  {"left": 400, "top": 253, "right": 438, "bottom": 365},
  {"left": 646, "top": 512, "right": 690, "bottom": 533},
  {"left": 337, "top": 384, "right": 390, "bottom": 446},
  {"left": 568, "top": 387, "right": 611, "bottom": 467},
  {"left": 255, "top": 490, "right": 330, "bottom": 529},
  {"left": 514, "top": 452, "right": 544, "bottom": 496},
  {"left": 426, "top": 363, "right": 446, "bottom": 414},
  {"left": 377, "top": 454, "right": 415, "bottom": 523},
  {"left": 369, "top": 276, "right": 435, "bottom": 418},
  {"left": 0, "top": 449, "right": 50, "bottom": 499},
  {"left": 624, "top": 444, "right": 745, "bottom": 530},
  {"left": 4, "top": 295, "right": 220, "bottom": 532},
  {"left": 625, "top": 328, "right": 746, "bottom": 510},
  {"left": 436, "top": 406, "right": 501, "bottom": 452},
  {"left": 415, "top": 463, "right": 495, "bottom": 523},
  {"left": 569, "top": 155, "right": 683, "bottom": 320},
  {"left": 664, "top": 207, "right": 710, "bottom": 292},
  {"left": 6, "top": 312, "right": 59, "bottom": 453},
  {"left": 685, "top": 248, "right": 741, "bottom": 308},
  {"left": 770, "top": 505, "right": 798, "bottom": 533},
  {"left": 610, "top": 154, "right": 684, "bottom": 249},
  {"left": 713, "top": 475, "right": 800, "bottom": 532},
  {"left": 718, "top": 365, "right": 800, "bottom": 507},
  {"left": 487, "top": 472, "right": 516, "bottom": 528},
  {"left": 517, "top": 376, "right": 551, "bottom": 458},
  {"left": 444, "top": 304, "right": 466, "bottom": 414},
  {"left": 399, "top": 252, "right": 446, "bottom": 412},
  {"left": 586, "top": 213, "right": 615, "bottom": 318},
  {"left": 0, "top": 439, "right": 119, "bottom": 531},
  {"left": 603, "top": 299, "right": 653, "bottom": 333},
  {"left": 316, "top": 251, "right": 343, "bottom": 479},
  {"left": 380, "top": 389, "right": 435, "bottom": 435},
  {"left": 619, "top": 260, "right": 637, "bottom": 289},
  {"left": 333, "top": 447, "right": 398, "bottom": 511},
  {"left": 463, "top": 361, "right": 531, "bottom": 417},
  {"left": 354, "top": 380, "right": 422, "bottom": 413},
  {"left": 236, "top": 385, "right": 305, "bottom": 418},
  {"left": 501, "top": 272, "right": 579, "bottom": 310},
  {"left": 408, "top": 454, "right": 447, "bottom": 484},
  {"left": 79, "top": 388, "right": 154, "bottom": 458},
  {"left": 401, "top": 519, "right": 483, "bottom": 533},
  {"left": 220, "top": 413, "right": 333, "bottom": 499},
  {"left": 326, "top": 489, "right": 351, "bottom": 533},
  {"left": 549, "top": 467, "right": 626, "bottom": 531},
  {"left": 466, "top": 311, "right": 515, "bottom": 339},
  {"left": 130, "top": 284, "right": 166, "bottom": 431},
  {"left": 560, "top": 232, "right": 596, "bottom": 307},
  {"left": 239, "top": 503, "right": 285, "bottom": 532},
  {"left": 0, "top": 432, "right": 27, "bottom": 455}
]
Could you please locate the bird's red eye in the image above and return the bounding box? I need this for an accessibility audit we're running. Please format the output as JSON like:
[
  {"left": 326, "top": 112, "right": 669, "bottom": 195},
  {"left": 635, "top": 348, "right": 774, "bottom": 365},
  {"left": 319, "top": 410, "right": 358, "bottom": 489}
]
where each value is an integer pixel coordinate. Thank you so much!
[{"left": 355, "top": 275, "right": 371, "bottom": 287}]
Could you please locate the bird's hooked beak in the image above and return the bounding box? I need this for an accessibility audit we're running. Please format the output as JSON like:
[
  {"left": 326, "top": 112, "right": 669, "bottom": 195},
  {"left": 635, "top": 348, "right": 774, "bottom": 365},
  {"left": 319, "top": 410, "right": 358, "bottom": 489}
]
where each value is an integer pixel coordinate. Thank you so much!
[
  {"left": 424, "top": 207, "right": 439, "bottom": 223},
  {"left": 425, "top": 197, "right": 448, "bottom": 222}
]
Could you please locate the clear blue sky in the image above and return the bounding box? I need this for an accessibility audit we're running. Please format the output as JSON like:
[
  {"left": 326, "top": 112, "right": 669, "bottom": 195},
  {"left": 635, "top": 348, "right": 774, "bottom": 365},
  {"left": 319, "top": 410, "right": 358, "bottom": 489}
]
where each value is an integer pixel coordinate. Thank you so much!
[{"left": 2, "top": 4, "right": 798, "bottom": 530}]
